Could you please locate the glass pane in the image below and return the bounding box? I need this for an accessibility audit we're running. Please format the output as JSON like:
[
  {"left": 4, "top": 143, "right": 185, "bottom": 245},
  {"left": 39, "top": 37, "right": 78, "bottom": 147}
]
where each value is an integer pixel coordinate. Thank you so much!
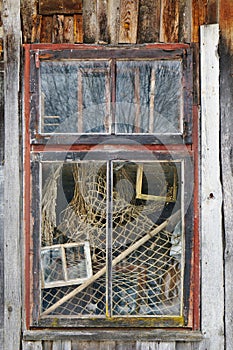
[
  {"left": 40, "top": 61, "right": 110, "bottom": 134},
  {"left": 115, "top": 61, "right": 182, "bottom": 134},
  {"left": 112, "top": 161, "right": 183, "bottom": 316},
  {"left": 41, "top": 162, "right": 107, "bottom": 316}
]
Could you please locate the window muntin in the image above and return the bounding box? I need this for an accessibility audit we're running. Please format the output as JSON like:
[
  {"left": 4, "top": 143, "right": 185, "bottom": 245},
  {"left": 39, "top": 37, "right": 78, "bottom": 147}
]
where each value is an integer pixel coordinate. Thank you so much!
[
  {"left": 37, "top": 157, "right": 186, "bottom": 321},
  {"left": 30, "top": 46, "right": 192, "bottom": 143},
  {"left": 40, "top": 59, "right": 182, "bottom": 135}
]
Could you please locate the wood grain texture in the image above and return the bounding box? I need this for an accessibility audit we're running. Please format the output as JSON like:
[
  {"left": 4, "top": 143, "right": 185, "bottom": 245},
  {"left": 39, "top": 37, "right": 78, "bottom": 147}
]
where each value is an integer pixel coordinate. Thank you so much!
[
  {"left": 63, "top": 16, "right": 74, "bottom": 43},
  {"left": 31, "top": 15, "right": 42, "bottom": 43},
  {"left": 22, "top": 341, "right": 43, "bottom": 350},
  {"left": 74, "top": 14, "right": 83, "bottom": 43},
  {"left": 21, "top": 0, "right": 37, "bottom": 43},
  {"left": 0, "top": 167, "right": 4, "bottom": 331},
  {"left": 52, "top": 15, "right": 64, "bottom": 43},
  {"left": 3, "top": 2, "right": 21, "bottom": 350},
  {"left": 39, "top": 0, "right": 82, "bottom": 15},
  {"left": 108, "top": 0, "right": 120, "bottom": 44},
  {"left": 83, "top": 0, "right": 97, "bottom": 43},
  {"left": 192, "top": 0, "right": 207, "bottom": 42},
  {"left": 137, "top": 0, "right": 160, "bottom": 43},
  {"left": 119, "top": 0, "right": 139, "bottom": 43},
  {"left": 200, "top": 24, "right": 224, "bottom": 350},
  {"left": 40, "top": 16, "right": 53, "bottom": 42},
  {"left": 97, "top": 0, "right": 109, "bottom": 43},
  {"left": 220, "top": 1, "right": 233, "bottom": 349},
  {"left": 160, "top": 0, "right": 179, "bottom": 42}
]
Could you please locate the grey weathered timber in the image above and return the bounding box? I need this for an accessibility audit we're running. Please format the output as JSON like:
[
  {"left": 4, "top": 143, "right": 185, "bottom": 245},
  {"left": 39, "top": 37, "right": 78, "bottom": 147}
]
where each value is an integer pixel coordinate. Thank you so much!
[
  {"left": 2, "top": 0, "right": 21, "bottom": 350},
  {"left": 219, "top": 2, "right": 233, "bottom": 349},
  {"left": 83, "top": 0, "right": 97, "bottom": 43},
  {"left": 0, "top": 166, "right": 4, "bottom": 350},
  {"left": 200, "top": 24, "right": 224, "bottom": 349},
  {"left": 22, "top": 341, "right": 43, "bottom": 350},
  {"left": 23, "top": 330, "right": 203, "bottom": 342}
]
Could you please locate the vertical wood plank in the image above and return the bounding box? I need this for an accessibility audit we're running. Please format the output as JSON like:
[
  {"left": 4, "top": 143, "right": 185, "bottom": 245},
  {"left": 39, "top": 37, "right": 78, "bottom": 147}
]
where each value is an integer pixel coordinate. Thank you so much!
[
  {"left": 21, "top": 0, "right": 37, "bottom": 43},
  {"left": 207, "top": 0, "right": 219, "bottom": 24},
  {"left": 116, "top": 343, "right": 135, "bottom": 350},
  {"left": 97, "top": 0, "right": 109, "bottom": 43},
  {"left": 52, "top": 341, "right": 62, "bottom": 350},
  {"left": 137, "top": 0, "right": 160, "bottom": 43},
  {"left": 136, "top": 341, "right": 158, "bottom": 350},
  {"left": 119, "top": 0, "right": 139, "bottom": 44},
  {"left": 178, "top": 0, "right": 192, "bottom": 43},
  {"left": 61, "top": 341, "right": 72, "bottom": 350},
  {"left": 22, "top": 341, "right": 43, "bottom": 350},
  {"left": 160, "top": 0, "right": 179, "bottom": 42},
  {"left": 108, "top": 0, "right": 120, "bottom": 44},
  {"left": 74, "top": 14, "right": 83, "bottom": 43},
  {"left": 220, "top": 2, "right": 233, "bottom": 349},
  {"left": 52, "top": 15, "right": 64, "bottom": 44},
  {"left": 43, "top": 341, "right": 53, "bottom": 350},
  {"left": 176, "top": 342, "right": 192, "bottom": 350},
  {"left": 0, "top": 166, "right": 4, "bottom": 342},
  {"left": 99, "top": 342, "right": 116, "bottom": 350},
  {"left": 200, "top": 24, "right": 224, "bottom": 350},
  {"left": 31, "top": 15, "right": 42, "bottom": 43},
  {"left": 158, "top": 343, "right": 175, "bottom": 350},
  {"left": 40, "top": 16, "right": 53, "bottom": 43},
  {"left": 2, "top": 1, "right": 21, "bottom": 349},
  {"left": 83, "top": 0, "right": 97, "bottom": 43},
  {"left": 192, "top": 0, "right": 207, "bottom": 42},
  {"left": 63, "top": 16, "right": 74, "bottom": 43}
]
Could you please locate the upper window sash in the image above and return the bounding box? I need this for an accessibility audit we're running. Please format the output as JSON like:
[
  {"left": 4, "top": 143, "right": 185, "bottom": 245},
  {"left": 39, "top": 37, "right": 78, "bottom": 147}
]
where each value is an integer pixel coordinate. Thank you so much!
[{"left": 27, "top": 44, "right": 193, "bottom": 145}]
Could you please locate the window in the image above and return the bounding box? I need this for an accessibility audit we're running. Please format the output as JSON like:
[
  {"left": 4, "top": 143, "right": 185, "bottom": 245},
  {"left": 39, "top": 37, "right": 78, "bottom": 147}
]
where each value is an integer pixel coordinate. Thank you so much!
[{"left": 25, "top": 44, "right": 196, "bottom": 328}]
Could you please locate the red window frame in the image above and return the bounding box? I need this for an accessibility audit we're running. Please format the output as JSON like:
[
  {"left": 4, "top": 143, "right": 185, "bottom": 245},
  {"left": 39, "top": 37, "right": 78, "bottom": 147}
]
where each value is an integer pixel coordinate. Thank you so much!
[{"left": 23, "top": 43, "right": 199, "bottom": 330}]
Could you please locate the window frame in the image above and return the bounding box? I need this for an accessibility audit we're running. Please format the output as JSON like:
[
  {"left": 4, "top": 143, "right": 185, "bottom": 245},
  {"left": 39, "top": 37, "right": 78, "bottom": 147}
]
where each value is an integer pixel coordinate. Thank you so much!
[{"left": 23, "top": 43, "right": 199, "bottom": 330}]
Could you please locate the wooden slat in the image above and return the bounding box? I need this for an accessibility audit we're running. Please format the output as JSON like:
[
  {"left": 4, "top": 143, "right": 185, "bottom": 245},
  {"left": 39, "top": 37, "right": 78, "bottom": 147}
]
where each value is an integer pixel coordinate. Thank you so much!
[
  {"left": 200, "top": 24, "right": 224, "bottom": 350},
  {"left": 158, "top": 343, "right": 175, "bottom": 350},
  {"left": 83, "top": 0, "right": 97, "bottom": 43},
  {"left": 43, "top": 341, "right": 53, "bottom": 350},
  {"left": 160, "top": 0, "right": 179, "bottom": 42},
  {"left": 119, "top": 0, "right": 139, "bottom": 44},
  {"left": 61, "top": 341, "right": 72, "bottom": 350},
  {"left": 22, "top": 341, "right": 43, "bottom": 350},
  {"left": 39, "top": 0, "right": 82, "bottom": 15},
  {"left": 63, "top": 16, "right": 74, "bottom": 43},
  {"left": 21, "top": 0, "right": 38, "bottom": 43},
  {"left": 97, "top": 0, "right": 109, "bottom": 43},
  {"left": 52, "top": 15, "right": 64, "bottom": 44},
  {"left": 40, "top": 16, "right": 53, "bottom": 43},
  {"left": 219, "top": 2, "right": 233, "bottom": 349},
  {"left": 175, "top": 342, "right": 192, "bottom": 350},
  {"left": 74, "top": 14, "right": 83, "bottom": 43},
  {"left": 0, "top": 167, "right": 4, "bottom": 333},
  {"left": 192, "top": 0, "right": 207, "bottom": 42},
  {"left": 115, "top": 342, "right": 135, "bottom": 350},
  {"left": 52, "top": 341, "right": 62, "bottom": 350},
  {"left": 137, "top": 0, "right": 160, "bottom": 43},
  {"left": 207, "top": 0, "right": 218, "bottom": 24},
  {"left": 3, "top": 2, "right": 21, "bottom": 350},
  {"left": 108, "top": 0, "right": 120, "bottom": 44},
  {"left": 31, "top": 15, "right": 42, "bottom": 43},
  {"left": 178, "top": 0, "right": 192, "bottom": 43},
  {"left": 136, "top": 342, "right": 158, "bottom": 350}
]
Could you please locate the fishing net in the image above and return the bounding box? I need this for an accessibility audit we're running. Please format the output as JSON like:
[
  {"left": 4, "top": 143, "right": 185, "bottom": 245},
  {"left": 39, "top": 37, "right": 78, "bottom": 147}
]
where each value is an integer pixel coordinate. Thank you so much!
[{"left": 40, "top": 161, "right": 182, "bottom": 317}]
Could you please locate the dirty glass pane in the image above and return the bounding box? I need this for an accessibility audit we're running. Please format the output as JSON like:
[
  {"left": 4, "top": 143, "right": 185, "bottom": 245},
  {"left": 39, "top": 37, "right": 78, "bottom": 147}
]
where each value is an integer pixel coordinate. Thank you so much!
[
  {"left": 112, "top": 161, "right": 183, "bottom": 316},
  {"left": 40, "top": 61, "right": 110, "bottom": 133},
  {"left": 40, "top": 160, "right": 183, "bottom": 317},
  {"left": 41, "top": 162, "right": 107, "bottom": 315},
  {"left": 115, "top": 61, "right": 182, "bottom": 134}
]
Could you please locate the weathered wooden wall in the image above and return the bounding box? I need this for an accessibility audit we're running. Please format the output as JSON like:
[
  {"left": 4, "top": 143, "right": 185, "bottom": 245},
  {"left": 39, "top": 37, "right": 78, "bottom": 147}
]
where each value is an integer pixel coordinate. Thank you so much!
[
  {"left": 20, "top": 0, "right": 217, "bottom": 46},
  {"left": 1, "top": 0, "right": 231, "bottom": 349}
]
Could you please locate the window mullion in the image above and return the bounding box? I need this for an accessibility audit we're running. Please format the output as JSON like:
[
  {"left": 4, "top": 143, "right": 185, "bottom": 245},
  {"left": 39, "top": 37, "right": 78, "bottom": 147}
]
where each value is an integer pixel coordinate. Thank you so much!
[{"left": 106, "top": 160, "right": 113, "bottom": 317}]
